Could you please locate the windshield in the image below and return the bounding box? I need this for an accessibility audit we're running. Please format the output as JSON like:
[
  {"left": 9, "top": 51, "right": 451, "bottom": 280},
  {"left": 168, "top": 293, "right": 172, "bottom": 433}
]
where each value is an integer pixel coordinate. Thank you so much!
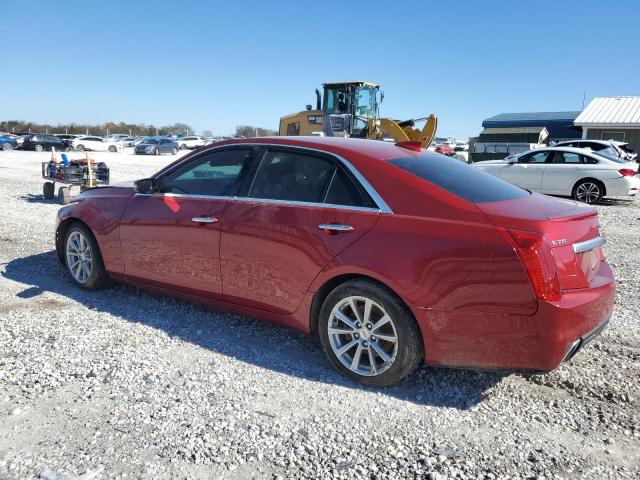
[
  {"left": 354, "top": 86, "right": 377, "bottom": 119},
  {"left": 143, "top": 138, "right": 158, "bottom": 144}
]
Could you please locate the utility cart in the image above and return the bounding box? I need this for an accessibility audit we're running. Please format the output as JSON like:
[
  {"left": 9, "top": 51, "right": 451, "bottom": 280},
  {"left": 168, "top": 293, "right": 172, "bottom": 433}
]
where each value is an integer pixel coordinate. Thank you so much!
[{"left": 41, "top": 154, "right": 110, "bottom": 205}]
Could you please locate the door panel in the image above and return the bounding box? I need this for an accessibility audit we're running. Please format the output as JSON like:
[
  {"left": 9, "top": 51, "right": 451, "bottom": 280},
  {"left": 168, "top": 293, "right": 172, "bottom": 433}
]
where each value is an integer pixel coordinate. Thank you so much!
[
  {"left": 120, "top": 195, "right": 227, "bottom": 297},
  {"left": 500, "top": 151, "right": 549, "bottom": 190},
  {"left": 541, "top": 152, "right": 582, "bottom": 194},
  {"left": 220, "top": 201, "right": 379, "bottom": 314}
]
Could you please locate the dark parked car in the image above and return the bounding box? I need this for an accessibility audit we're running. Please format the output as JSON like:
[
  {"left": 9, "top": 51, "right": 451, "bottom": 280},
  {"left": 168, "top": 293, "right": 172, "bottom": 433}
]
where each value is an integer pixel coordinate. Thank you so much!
[
  {"left": 55, "top": 137, "right": 614, "bottom": 386},
  {"left": 20, "top": 134, "right": 72, "bottom": 152},
  {"left": 0, "top": 136, "right": 18, "bottom": 151},
  {"left": 134, "top": 137, "right": 179, "bottom": 155}
]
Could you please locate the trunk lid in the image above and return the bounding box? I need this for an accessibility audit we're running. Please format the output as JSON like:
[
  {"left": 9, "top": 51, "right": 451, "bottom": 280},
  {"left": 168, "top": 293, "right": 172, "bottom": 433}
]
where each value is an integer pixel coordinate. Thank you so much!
[{"left": 478, "top": 193, "right": 604, "bottom": 290}]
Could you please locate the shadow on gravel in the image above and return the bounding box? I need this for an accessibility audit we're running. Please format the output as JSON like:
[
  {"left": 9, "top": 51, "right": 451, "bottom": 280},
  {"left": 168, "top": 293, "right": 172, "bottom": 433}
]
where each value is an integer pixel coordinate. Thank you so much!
[
  {"left": 19, "top": 194, "right": 58, "bottom": 204},
  {"left": 2, "top": 251, "right": 505, "bottom": 409}
]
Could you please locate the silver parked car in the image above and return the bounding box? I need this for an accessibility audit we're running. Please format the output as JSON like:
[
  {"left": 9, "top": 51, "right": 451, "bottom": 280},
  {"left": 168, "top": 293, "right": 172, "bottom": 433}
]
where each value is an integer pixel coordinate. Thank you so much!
[
  {"left": 553, "top": 139, "right": 638, "bottom": 163},
  {"left": 474, "top": 146, "right": 639, "bottom": 203}
]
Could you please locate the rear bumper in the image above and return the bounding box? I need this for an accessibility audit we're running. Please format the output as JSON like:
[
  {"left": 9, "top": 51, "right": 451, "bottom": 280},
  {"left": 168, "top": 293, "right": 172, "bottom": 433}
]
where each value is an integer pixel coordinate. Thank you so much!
[
  {"left": 412, "top": 261, "right": 615, "bottom": 371},
  {"left": 604, "top": 176, "right": 640, "bottom": 197}
]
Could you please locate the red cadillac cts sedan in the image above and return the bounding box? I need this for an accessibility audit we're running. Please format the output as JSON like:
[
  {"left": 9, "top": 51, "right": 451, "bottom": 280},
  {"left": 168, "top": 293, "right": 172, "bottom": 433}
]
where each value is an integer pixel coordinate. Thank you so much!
[{"left": 55, "top": 137, "right": 615, "bottom": 386}]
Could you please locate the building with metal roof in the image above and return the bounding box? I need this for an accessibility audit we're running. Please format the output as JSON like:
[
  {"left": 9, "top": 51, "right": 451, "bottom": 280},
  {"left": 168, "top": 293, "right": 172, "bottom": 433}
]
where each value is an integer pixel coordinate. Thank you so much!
[
  {"left": 574, "top": 97, "right": 640, "bottom": 154},
  {"left": 482, "top": 111, "right": 581, "bottom": 141}
]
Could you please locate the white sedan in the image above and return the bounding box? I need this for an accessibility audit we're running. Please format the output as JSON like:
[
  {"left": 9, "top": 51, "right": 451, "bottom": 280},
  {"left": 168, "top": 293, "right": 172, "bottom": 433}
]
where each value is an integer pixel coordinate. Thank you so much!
[
  {"left": 72, "top": 136, "right": 123, "bottom": 152},
  {"left": 474, "top": 147, "right": 639, "bottom": 203}
]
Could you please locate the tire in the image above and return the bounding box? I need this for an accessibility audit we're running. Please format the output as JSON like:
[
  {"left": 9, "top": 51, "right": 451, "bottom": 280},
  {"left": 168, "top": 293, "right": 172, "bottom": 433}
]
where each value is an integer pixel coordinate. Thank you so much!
[
  {"left": 34, "top": 144, "right": 44, "bottom": 152},
  {"left": 76, "top": 144, "right": 85, "bottom": 152},
  {"left": 181, "top": 144, "right": 187, "bottom": 150},
  {"left": 63, "top": 223, "right": 111, "bottom": 290},
  {"left": 2, "top": 142, "right": 12, "bottom": 151},
  {"left": 43, "top": 181, "right": 55, "bottom": 199},
  {"left": 154, "top": 148, "right": 159, "bottom": 156},
  {"left": 58, "top": 186, "right": 71, "bottom": 205},
  {"left": 573, "top": 179, "right": 604, "bottom": 204},
  {"left": 318, "top": 279, "right": 423, "bottom": 387},
  {"left": 172, "top": 148, "right": 178, "bottom": 155},
  {"left": 108, "top": 145, "right": 117, "bottom": 152}
]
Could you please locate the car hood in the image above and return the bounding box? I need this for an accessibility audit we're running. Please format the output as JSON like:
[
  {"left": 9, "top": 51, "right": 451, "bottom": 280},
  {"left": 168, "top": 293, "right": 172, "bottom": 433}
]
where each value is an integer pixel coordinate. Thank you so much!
[{"left": 80, "top": 183, "right": 135, "bottom": 198}]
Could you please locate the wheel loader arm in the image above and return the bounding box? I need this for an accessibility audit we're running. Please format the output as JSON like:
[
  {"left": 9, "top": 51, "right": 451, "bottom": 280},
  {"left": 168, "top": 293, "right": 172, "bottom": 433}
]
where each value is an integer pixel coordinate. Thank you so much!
[{"left": 376, "top": 115, "right": 438, "bottom": 148}]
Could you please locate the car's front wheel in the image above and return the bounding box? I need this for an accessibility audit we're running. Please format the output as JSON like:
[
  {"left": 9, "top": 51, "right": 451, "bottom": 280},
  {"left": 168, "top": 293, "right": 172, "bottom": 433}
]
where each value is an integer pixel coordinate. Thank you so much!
[
  {"left": 318, "top": 280, "right": 423, "bottom": 387},
  {"left": 108, "top": 145, "right": 117, "bottom": 152},
  {"left": 64, "top": 223, "right": 111, "bottom": 290},
  {"left": 34, "top": 144, "right": 44, "bottom": 152},
  {"left": 2, "top": 142, "right": 12, "bottom": 151},
  {"left": 573, "top": 179, "right": 603, "bottom": 204},
  {"left": 76, "top": 144, "right": 85, "bottom": 152}
]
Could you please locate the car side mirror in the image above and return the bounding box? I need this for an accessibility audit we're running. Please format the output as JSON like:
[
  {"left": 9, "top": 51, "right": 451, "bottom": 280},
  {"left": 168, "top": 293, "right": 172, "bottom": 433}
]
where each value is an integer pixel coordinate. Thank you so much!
[{"left": 134, "top": 178, "right": 155, "bottom": 194}]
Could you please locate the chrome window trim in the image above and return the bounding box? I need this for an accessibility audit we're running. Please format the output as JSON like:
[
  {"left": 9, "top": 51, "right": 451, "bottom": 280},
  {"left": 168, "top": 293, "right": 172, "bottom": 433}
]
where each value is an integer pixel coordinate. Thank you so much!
[
  {"left": 153, "top": 142, "right": 393, "bottom": 214},
  {"left": 134, "top": 192, "right": 382, "bottom": 214},
  {"left": 573, "top": 236, "right": 606, "bottom": 254}
]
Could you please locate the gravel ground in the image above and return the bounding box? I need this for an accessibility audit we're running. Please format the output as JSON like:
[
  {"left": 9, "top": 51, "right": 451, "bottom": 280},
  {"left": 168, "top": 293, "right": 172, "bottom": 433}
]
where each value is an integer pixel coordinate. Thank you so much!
[{"left": 0, "top": 149, "right": 639, "bottom": 480}]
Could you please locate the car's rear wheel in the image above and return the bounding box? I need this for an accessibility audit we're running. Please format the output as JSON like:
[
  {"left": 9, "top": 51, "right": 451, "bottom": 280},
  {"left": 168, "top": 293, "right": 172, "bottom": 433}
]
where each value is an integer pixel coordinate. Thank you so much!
[
  {"left": 76, "top": 144, "right": 85, "bottom": 152},
  {"left": 181, "top": 143, "right": 187, "bottom": 150},
  {"left": 34, "top": 144, "right": 44, "bottom": 152},
  {"left": 64, "top": 223, "right": 111, "bottom": 290},
  {"left": 573, "top": 179, "right": 603, "bottom": 204},
  {"left": 318, "top": 280, "right": 423, "bottom": 387},
  {"left": 2, "top": 142, "right": 12, "bottom": 151},
  {"left": 108, "top": 145, "right": 117, "bottom": 152}
]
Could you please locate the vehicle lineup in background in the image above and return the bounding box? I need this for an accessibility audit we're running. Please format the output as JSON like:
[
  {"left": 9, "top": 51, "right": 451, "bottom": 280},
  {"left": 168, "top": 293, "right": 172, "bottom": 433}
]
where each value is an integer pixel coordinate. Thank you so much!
[
  {"left": 474, "top": 146, "right": 639, "bottom": 203},
  {"left": 55, "top": 137, "right": 615, "bottom": 386}
]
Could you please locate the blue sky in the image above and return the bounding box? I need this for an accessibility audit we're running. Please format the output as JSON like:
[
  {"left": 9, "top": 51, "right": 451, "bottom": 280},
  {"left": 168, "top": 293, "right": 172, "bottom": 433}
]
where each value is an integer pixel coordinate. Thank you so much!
[{"left": 2, "top": 0, "right": 639, "bottom": 138}]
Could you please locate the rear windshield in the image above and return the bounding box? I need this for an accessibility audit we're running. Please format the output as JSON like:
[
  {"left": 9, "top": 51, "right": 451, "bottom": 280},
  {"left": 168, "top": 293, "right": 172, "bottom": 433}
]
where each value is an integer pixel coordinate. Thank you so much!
[{"left": 388, "top": 153, "right": 529, "bottom": 203}]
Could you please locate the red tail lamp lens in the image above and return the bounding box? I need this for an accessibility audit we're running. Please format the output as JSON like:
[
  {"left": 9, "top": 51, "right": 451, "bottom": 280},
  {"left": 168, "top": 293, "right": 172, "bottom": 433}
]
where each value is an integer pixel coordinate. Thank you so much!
[
  {"left": 618, "top": 168, "right": 637, "bottom": 177},
  {"left": 502, "top": 229, "right": 561, "bottom": 301}
]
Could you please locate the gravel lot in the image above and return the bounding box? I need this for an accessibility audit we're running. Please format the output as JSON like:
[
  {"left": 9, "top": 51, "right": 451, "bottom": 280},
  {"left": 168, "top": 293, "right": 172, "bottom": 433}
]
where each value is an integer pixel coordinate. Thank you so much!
[{"left": 0, "top": 149, "right": 639, "bottom": 480}]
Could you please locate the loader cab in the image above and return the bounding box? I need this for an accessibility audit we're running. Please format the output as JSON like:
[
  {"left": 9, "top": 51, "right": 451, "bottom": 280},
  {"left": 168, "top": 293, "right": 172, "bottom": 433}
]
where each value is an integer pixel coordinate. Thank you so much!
[{"left": 322, "top": 82, "right": 380, "bottom": 138}]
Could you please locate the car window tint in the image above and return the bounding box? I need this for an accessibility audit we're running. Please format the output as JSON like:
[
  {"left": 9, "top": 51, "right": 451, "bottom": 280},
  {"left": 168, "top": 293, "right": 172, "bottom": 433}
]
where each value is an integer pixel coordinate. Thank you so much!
[
  {"left": 160, "top": 148, "right": 254, "bottom": 196},
  {"left": 388, "top": 154, "right": 529, "bottom": 203},
  {"left": 324, "top": 167, "right": 375, "bottom": 208},
  {"left": 250, "top": 150, "right": 335, "bottom": 203},
  {"left": 519, "top": 152, "right": 548, "bottom": 164}
]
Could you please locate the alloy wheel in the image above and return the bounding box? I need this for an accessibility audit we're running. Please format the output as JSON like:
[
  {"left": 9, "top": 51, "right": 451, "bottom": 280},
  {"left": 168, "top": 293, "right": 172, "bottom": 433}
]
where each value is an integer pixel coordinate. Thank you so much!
[
  {"left": 327, "top": 296, "right": 398, "bottom": 376},
  {"left": 575, "top": 182, "right": 600, "bottom": 203},
  {"left": 66, "top": 230, "right": 93, "bottom": 284}
]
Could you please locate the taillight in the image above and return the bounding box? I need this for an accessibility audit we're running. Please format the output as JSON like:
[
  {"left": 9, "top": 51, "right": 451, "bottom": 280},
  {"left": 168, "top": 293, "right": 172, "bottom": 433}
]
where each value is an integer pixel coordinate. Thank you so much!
[
  {"left": 619, "top": 168, "right": 637, "bottom": 177},
  {"left": 500, "top": 229, "right": 561, "bottom": 301}
]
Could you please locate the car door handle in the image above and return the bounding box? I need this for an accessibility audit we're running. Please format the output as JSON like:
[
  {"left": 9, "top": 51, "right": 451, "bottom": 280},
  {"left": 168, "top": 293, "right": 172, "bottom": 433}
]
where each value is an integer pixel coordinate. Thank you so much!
[
  {"left": 191, "top": 216, "right": 218, "bottom": 223},
  {"left": 318, "top": 223, "right": 354, "bottom": 233}
]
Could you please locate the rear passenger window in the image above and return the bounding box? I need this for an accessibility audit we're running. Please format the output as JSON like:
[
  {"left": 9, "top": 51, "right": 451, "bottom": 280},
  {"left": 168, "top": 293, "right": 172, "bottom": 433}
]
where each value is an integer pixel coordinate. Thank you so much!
[
  {"left": 249, "top": 150, "right": 334, "bottom": 203},
  {"left": 389, "top": 153, "right": 529, "bottom": 203},
  {"left": 325, "top": 168, "right": 375, "bottom": 208}
]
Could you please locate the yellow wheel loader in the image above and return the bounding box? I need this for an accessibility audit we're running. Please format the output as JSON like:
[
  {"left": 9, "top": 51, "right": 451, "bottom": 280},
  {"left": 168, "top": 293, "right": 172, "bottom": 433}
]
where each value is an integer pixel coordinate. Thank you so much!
[{"left": 279, "top": 81, "right": 437, "bottom": 148}]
